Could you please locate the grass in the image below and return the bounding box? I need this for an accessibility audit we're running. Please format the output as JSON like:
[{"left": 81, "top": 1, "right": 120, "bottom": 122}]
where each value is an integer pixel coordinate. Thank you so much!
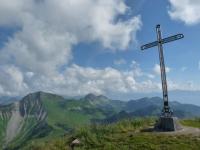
[
  {"left": 2, "top": 97, "right": 200, "bottom": 150},
  {"left": 42, "top": 97, "right": 92, "bottom": 129},
  {"left": 1, "top": 94, "right": 111, "bottom": 149},
  {"left": 42, "top": 96, "right": 112, "bottom": 130},
  {"left": 180, "top": 118, "right": 200, "bottom": 128},
  {"left": 0, "top": 115, "right": 10, "bottom": 147},
  {"left": 7, "top": 116, "right": 46, "bottom": 149},
  {"left": 21, "top": 118, "right": 200, "bottom": 150}
]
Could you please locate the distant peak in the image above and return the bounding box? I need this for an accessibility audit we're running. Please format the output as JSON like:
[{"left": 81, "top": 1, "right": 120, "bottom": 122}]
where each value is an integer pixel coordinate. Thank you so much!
[
  {"left": 33, "top": 91, "right": 49, "bottom": 95},
  {"left": 28, "top": 91, "right": 46, "bottom": 96},
  {"left": 84, "top": 93, "right": 98, "bottom": 100},
  {"left": 97, "top": 95, "right": 109, "bottom": 101},
  {"left": 28, "top": 91, "right": 60, "bottom": 97},
  {"left": 83, "top": 93, "right": 109, "bottom": 102},
  {"left": 22, "top": 91, "right": 64, "bottom": 102}
]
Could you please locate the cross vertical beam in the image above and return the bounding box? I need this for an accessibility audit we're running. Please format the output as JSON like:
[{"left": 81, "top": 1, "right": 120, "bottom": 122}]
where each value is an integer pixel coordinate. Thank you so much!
[
  {"left": 141, "top": 24, "right": 184, "bottom": 117},
  {"left": 156, "top": 25, "right": 170, "bottom": 116}
]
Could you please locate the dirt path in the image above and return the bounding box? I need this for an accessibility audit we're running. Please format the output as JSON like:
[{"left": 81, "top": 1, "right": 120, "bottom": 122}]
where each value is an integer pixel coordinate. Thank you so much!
[{"left": 153, "top": 126, "right": 200, "bottom": 136}]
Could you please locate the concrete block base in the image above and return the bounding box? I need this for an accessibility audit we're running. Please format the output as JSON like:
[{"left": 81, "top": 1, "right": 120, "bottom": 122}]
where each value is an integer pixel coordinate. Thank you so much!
[{"left": 154, "top": 116, "right": 182, "bottom": 131}]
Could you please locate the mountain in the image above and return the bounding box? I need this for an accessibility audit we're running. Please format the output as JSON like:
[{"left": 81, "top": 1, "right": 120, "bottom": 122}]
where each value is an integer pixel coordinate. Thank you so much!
[
  {"left": 0, "top": 92, "right": 119, "bottom": 149},
  {"left": 30, "top": 118, "right": 200, "bottom": 150},
  {"left": 1, "top": 91, "right": 200, "bottom": 149},
  {"left": 169, "top": 90, "right": 200, "bottom": 106},
  {"left": 98, "top": 97, "right": 200, "bottom": 124},
  {"left": 0, "top": 96, "right": 20, "bottom": 105},
  {"left": 81, "top": 93, "right": 126, "bottom": 115},
  {"left": 124, "top": 97, "right": 200, "bottom": 117},
  {"left": 124, "top": 90, "right": 200, "bottom": 106},
  {"left": 0, "top": 92, "right": 54, "bottom": 149},
  {"left": 124, "top": 97, "right": 162, "bottom": 112}
]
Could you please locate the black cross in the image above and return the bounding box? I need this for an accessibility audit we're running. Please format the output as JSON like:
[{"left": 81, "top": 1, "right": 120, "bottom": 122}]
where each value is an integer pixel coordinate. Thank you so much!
[{"left": 141, "top": 24, "right": 184, "bottom": 117}]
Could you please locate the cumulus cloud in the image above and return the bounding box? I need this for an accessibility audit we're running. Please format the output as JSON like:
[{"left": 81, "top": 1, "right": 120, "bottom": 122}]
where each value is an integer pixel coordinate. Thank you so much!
[
  {"left": 181, "top": 66, "right": 187, "bottom": 72},
  {"left": 1, "top": 0, "right": 140, "bottom": 73},
  {"left": 167, "top": 80, "right": 200, "bottom": 91},
  {"left": 0, "top": 0, "right": 143, "bottom": 96},
  {"left": 0, "top": 61, "right": 163, "bottom": 97},
  {"left": 168, "top": 0, "right": 200, "bottom": 25},
  {"left": 21, "top": 64, "right": 161, "bottom": 97},
  {"left": 0, "top": 0, "right": 142, "bottom": 74},
  {"left": 153, "top": 64, "right": 170, "bottom": 75},
  {"left": 114, "top": 58, "right": 127, "bottom": 65},
  {"left": 0, "top": 65, "right": 28, "bottom": 96}
]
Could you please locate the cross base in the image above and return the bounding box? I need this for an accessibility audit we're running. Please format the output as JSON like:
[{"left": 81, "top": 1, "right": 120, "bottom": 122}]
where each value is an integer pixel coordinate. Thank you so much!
[{"left": 154, "top": 116, "right": 182, "bottom": 131}]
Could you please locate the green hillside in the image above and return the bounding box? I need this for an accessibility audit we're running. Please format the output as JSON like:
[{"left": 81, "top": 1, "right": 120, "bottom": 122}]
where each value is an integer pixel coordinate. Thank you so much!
[
  {"left": 1, "top": 91, "right": 200, "bottom": 149},
  {"left": 21, "top": 118, "right": 200, "bottom": 150},
  {"left": 0, "top": 92, "right": 118, "bottom": 149}
]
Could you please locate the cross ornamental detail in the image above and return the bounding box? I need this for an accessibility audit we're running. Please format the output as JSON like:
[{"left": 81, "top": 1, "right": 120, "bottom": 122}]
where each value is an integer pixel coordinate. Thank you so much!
[{"left": 141, "top": 24, "right": 184, "bottom": 117}]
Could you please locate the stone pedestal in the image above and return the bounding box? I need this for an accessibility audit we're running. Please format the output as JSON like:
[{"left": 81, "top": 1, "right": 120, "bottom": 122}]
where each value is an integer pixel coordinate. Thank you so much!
[{"left": 155, "top": 116, "right": 182, "bottom": 131}]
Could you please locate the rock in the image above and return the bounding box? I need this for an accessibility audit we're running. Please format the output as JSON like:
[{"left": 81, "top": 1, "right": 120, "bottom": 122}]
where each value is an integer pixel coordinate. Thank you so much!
[
  {"left": 70, "top": 138, "right": 81, "bottom": 150},
  {"left": 71, "top": 139, "right": 80, "bottom": 145}
]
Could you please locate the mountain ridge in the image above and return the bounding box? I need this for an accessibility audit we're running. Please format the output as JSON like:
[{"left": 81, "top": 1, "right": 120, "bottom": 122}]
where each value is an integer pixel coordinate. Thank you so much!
[{"left": 1, "top": 91, "right": 200, "bottom": 149}]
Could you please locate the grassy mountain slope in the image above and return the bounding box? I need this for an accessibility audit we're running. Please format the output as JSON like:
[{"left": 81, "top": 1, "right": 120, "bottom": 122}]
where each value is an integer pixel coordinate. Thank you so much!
[
  {"left": 21, "top": 118, "right": 200, "bottom": 150},
  {"left": 99, "top": 97, "right": 200, "bottom": 124},
  {"left": 124, "top": 97, "right": 200, "bottom": 118},
  {"left": 1, "top": 92, "right": 200, "bottom": 149},
  {"left": 0, "top": 104, "right": 13, "bottom": 146},
  {"left": 0, "top": 92, "right": 118, "bottom": 149}
]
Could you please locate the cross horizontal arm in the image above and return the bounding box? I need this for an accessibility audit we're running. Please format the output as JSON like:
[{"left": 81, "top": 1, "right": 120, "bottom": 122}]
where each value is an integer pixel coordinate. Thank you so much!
[
  {"left": 141, "top": 34, "right": 184, "bottom": 50},
  {"left": 141, "top": 41, "right": 158, "bottom": 50},
  {"left": 162, "top": 34, "right": 184, "bottom": 45}
]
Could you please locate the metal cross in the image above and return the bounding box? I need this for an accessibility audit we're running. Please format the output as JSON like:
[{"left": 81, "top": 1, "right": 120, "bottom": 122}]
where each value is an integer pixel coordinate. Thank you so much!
[{"left": 141, "top": 24, "right": 184, "bottom": 117}]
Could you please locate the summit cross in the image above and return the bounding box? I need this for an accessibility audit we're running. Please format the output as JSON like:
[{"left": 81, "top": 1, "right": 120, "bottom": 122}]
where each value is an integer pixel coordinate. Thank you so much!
[{"left": 141, "top": 24, "right": 184, "bottom": 117}]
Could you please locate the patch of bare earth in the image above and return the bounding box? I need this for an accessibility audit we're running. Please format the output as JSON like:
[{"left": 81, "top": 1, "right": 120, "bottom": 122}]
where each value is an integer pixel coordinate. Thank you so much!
[
  {"left": 142, "top": 125, "right": 200, "bottom": 137},
  {"left": 161, "top": 126, "right": 200, "bottom": 136}
]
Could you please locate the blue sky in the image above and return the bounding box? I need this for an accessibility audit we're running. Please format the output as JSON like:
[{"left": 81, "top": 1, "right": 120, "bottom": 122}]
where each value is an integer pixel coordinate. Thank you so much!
[
  {"left": 73, "top": 0, "right": 200, "bottom": 89},
  {"left": 0, "top": 0, "right": 200, "bottom": 103}
]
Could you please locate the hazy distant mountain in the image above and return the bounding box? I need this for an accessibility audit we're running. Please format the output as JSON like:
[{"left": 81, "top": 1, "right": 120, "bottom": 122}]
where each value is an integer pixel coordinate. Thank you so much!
[
  {"left": 0, "top": 96, "right": 20, "bottom": 105},
  {"left": 1, "top": 91, "right": 200, "bottom": 149},
  {"left": 125, "top": 96, "right": 200, "bottom": 117},
  {"left": 168, "top": 90, "right": 200, "bottom": 106},
  {"left": 97, "top": 97, "right": 200, "bottom": 124},
  {"left": 107, "top": 90, "right": 200, "bottom": 106}
]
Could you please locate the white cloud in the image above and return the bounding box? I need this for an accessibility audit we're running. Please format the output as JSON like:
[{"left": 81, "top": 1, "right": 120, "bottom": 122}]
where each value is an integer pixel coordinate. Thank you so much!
[
  {"left": 0, "top": 0, "right": 196, "bottom": 98},
  {"left": 167, "top": 80, "right": 200, "bottom": 91},
  {"left": 25, "top": 72, "right": 35, "bottom": 79},
  {"left": 114, "top": 58, "right": 126, "bottom": 65},
  {"left": 181, "top": 66, "right": 187, "bottom": 72},
  {"left": 0, "top": 61, "right": 163, "bottom": 97},
  {"left": 0, "top": 0, "right": 142, "bottom": 96},
  {"left": 0, "top": 62, "right": 197, "bottom": 98},
  {"left": 22, "top": 64, "right": 161, "bottom": 97},
  {"left": 153, "top": 64, "right": 170, "bottom": 75},
  {"left": 129, "top": 60, "right": 143, "bottom": 77},
  {"left": 146, "top": 74, "right": 155, "bottom": 79},
  {"left": 0, "top": 0, "right": 141, "bottom": 74},
  {"left": 168, "top": 0, "right": 200, "bottom": 25},
  {"left": 0, "top": 65, "right": 28, "bottom": 96}
]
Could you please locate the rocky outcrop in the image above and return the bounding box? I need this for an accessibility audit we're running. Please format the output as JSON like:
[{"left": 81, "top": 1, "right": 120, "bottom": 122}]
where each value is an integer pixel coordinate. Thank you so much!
[
  {"left": 0, "top": 104, "right": 13, "bottom": 120},
  {"left": 19, "top": 92, "right": 47, "bottom": 121},
  {"left": 5, "top": 102, "right": 23, "bottom": 144},
  {"left": 0, "top": 92, "right": 48, "bottom": 145}
]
